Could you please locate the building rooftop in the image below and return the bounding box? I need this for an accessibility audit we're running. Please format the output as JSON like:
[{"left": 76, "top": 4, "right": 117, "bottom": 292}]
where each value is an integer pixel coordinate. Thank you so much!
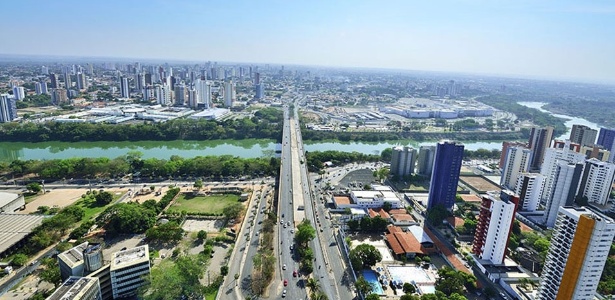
[
  {"left": 110, "top": 245, "right": 149, "bottom": 271},
  {"left": 47, "top": 276, "right": 99, "bottom": 300},
  {"left": 406, "top": 225, "right": 434, "bottom": 245},
  {"left": 368, "top": 208, "right": 390, "bottom": 219},
  {"left": 333, "top": 196, "right": 352, "bottom": 205},
  {"left": 58, "top": 242, "right": 89, "bottom": 268},
  {"left": 0, "top": 214, "right": 45, "bottom": 255},
  {"left": 0, "top": 192, "right": 20, "bottom": 208}
]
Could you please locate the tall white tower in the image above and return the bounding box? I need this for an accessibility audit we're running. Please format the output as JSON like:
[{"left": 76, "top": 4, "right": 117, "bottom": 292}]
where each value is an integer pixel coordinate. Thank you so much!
[{"left": 500, "top": 146, "right": 532, "bottom": 190}]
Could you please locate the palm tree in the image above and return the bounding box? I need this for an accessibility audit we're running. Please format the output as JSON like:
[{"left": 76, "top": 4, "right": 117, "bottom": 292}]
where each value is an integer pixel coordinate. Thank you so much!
[
  {"left": 311, "top": 291, "right": 328, "bottom": 300},
  {"left": 306, "top": 277, "right": 320, "bottom": 292}
]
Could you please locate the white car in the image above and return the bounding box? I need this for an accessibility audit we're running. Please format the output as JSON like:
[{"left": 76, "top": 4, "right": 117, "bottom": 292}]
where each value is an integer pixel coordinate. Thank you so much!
[{"left": 282, "top": 264, "right": 287, "bottom": 270}]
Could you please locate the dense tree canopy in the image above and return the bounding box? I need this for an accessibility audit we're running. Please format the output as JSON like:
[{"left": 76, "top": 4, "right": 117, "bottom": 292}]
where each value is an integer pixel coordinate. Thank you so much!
[
  {"left": 349, "top": 244, "right": 382, "bottom": 270},
  {"left": 97, "top": 203, "right": 157, "bottom": 234}
]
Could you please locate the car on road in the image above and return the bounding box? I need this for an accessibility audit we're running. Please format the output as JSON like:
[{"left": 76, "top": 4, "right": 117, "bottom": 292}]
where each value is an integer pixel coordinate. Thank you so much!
[
  {"left": 283, "top": 279, "right": 288, "bottom": 286},
  {"left": 293, "top": 270, "right": 298, "bottom": 277},
  {"left": 290, "top": 245, "right": 294, "bottom": 250},
  {"left": 282, "top": 264, "right": 287, "bottom": 270},
  {"left": 282, "top": 289, "right": 287, "bottom": 297}
]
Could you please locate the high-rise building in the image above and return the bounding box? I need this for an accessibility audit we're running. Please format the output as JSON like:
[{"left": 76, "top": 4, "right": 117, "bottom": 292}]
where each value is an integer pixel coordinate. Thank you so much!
[
  {"left": 64, "top": 72, "right": 72, "bottom": 89},
  {"left": 51, "top": 88, "right": 68, "bottom": 105},
  {"left": 0, "top": 94, "right": 18, "bottom": 123},
  {"left": 57, "top": 242, "right": 105, "bottom": 281},
  {"left": 597, "top": 128, "right": 615, "bottom": 163},
  {"left": 498, "top": 141, "right": 527, "bottom": 169},
  {"left": 577, "top": 158, "right": 615, "bottom": 206},
  {"left": 197, "top": 80, "right": 211, "bottom": 109},
  {"left": 515, "top": 173, "right": 544, "bottom": 212},
  {"left": 12, "top": 86, "right": 25, "bottom": 100},
  {"left": 76, "top": 73, "right": 87, "bottom": 90},
  {"left": 174, "top": 84, "right": 186, "bottom": 106},
  {"left": 155, "top": 85, "right": 171, "bottom": 106},
  {"left": 540, "top": 140, "right": 587, "bottom": 203},
  {"left": 427, "top": 141, "right": 464, "bottom": 210},
  {"left": 472, "top": 190, "right": 519, "bottom": 265},
  {"left": 553, "top": 139, "right": 581, "bottom": 152},
  {"left": 580, "top": 145, "right": 610, "bottom": 162},
  {"left": 143, "top": 86, "right": 155, "bottom": 102},
  {"left": 500, "top": 146, "right": 532, "bottom": 190},
  {"left": 136, "top": 73, "right": 145, "bottom": 92},
  {"left": 41, "top": 65, "right": 49, "bottom": 75},
  {"left": 110, "top": 245, "right": 150, "bottom": 299},
  {"left": 416, "top": 145, "right": 436, "bottom": 176},
  {"left": 187, "top": 88, "right": 198, "bottom": 109},
  {"left": 543, "top": 162, "right": 584, "bottom": 228},
  {"left": 87, "top": 63, "right": 94, "bottom": 75},
  {"left": 224, "top": 81, "right": 235, "bottom": 107},
  {"left": 528, "top": 126, "right": 554, "bottom": 170},
  {"left": 35, "top": 81, "right": 48, "bottom": 95},
  {"left": 120, "top": 77, "right": 129, "bottom": 99},
  {"left": 390, "top": 146, "right": 417, "bottom": 178},
  {"left": 254, "top": 72, "right": 264, "bottom": 99},
  {"left": 537, "top": 206, "right": 615, "bottom": 300},
  {"left": 47, "top": 276, "right": 102, "bottom": 300},
  {"left": 570, "top": 124, "right": 598, "bottom": 147},
  {"left": 49, "top": 73, "right": 59, "bottom": 89}
]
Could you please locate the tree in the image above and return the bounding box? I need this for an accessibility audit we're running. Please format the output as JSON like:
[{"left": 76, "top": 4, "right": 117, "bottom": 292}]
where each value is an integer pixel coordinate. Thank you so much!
[
  {"left": 365, "top": 294, "right": 380, "bottom": 300},
  {"left": 400, "top": 295, "right": 420, "bottom": 300},
  {"left": 141, "top": 254, "right": 205, "bottom": 299},
  {"left": 382, "top": 202, "right": 392, "bottom": 212},
  {"left": 27, "top": 182, "right": 42, "bottom": 193},
  {"left": 97, "top": 203, "right": 156, "bottom": 234},
  {"left": 145, "top": 222, "right": 184, "bottom": 243},
  {"left": 194, "top": 179, "right": 203, "bottom": 190},
  {"left": 349, "top": 244, "right": 382, "bottom": 270},
  {"left": 223, "top": 202, "right": 243, "bottom": 220},
  {"left": 435, "top": 267, "right": 476, "bottom": 296},
  {"left": 295, "top": 219, "right": 316, "bottom": 246},
  {"left": 11, "top": 253, "right": 28, "bottom": 267},
  {"left": 39, "top": 258, "right": 62, "bottom": 287},
  {"left": 354, "top": 276, "right": 374, "bottom": 296},
  {"left": 427, "top": 205, "right": 449, "bottom": 225},
  {"left": 403, "top": 282, "right": 416, "bottom": 294},
  {"left": 197, "top": 230, "right": 207, "bottom": 241},
  {"left": 220, "top": 265, "right": 229, "bottom": 276},
  {"left": 94, "top": 191, "right": 113, "bottom": 205},
  {"left": 306, "top": 277, "right": 320, "bottom": 292}
]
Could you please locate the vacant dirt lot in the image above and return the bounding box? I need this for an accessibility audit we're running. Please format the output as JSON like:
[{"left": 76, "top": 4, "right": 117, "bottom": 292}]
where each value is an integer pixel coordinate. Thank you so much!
[
  {"left": 19, "top": 189, "right": 87, "bottom": 213},
  {"left": 459, "top": 175, "right": 500, "bottom": 193}
]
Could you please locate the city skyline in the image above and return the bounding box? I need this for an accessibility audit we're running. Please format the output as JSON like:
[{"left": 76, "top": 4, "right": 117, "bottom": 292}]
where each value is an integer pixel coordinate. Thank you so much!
[{"left": 2, "top": 0, "right": 615, "bottom": 84}]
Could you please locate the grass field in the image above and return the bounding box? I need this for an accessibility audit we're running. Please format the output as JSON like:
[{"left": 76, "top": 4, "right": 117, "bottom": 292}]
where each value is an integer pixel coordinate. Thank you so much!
[
  {"left": 168, "top": 193, "right": 241, "bottom": 214},
  {"left": 73, "top": 192, "right": 124, "bottom": 221}
]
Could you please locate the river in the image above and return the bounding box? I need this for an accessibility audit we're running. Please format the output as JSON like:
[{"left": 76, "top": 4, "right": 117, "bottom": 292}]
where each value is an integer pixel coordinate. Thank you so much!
[
  {"left": 517, "top": 102, "right": 602, "bottom": 140},
  {"left": 0, "top": 104, "right": 597, "bottom": 161}
]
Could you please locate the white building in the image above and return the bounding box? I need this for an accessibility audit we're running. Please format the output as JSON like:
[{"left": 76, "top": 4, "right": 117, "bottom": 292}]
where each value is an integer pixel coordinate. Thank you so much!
[
  {"left": 390, "top": 146, "right": 417, "bottom": 177},
  {"left": 416, "top": 145, "right": 436, "bottom": 176},
  {"left": 346, "top": 186, "right": 403, "bottom": 209},
  {"left": 35, "top": 81, "right": 48, "bottom": 95},
  {"left": 46, "top": 276, "right": 101, "bottom": 300},
  {"left": 197, "top": 79, "right": 211, "bottom": 109},
  {"left": 119, "top": 77, "right": 129, "bottom": 99},
  {"left": 472, "top": 190, "right": 518, "bottom": 265},
  {"left": 514, "top": 173, "right": 544, "bottom": 212},
  {"left": 0, "top": 192, "right": 25, "bottom": 213},
  {"left": 110, "top": 245, "right": 150, "bottom": 299},
  {"left": 543, "top": 162, "right": 584, "bottom": 228},
  {"left": 12, "top": 86, "right": 25, "bottom": 100},
  {"left": 578, "top": 158, "right": 615, "bottom": 206},
  {"left": 540, "top": 142, "right": 586, "bottom": 203},
  {"left": 224, "top": 81, "right": 235, "bottom": 107},
  {"left": 500, "top": 146, "right": 532, "bottom": 190},
  {"left": 155, "top": 85, "right": 171, "bottom": 106},
  {"left": 537, "top": 206, "right": 615, "bottom": 300}
]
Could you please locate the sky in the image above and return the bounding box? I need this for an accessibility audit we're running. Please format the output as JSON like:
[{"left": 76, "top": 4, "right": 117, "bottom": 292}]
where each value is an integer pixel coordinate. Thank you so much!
[{"left": 3, "top": 0, "right": 615, "bottom": 83}]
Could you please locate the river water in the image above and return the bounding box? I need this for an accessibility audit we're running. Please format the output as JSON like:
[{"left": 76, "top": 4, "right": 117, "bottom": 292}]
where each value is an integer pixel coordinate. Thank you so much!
[{"left": 0, "top": 103, "right": 599, "bottom": 161}]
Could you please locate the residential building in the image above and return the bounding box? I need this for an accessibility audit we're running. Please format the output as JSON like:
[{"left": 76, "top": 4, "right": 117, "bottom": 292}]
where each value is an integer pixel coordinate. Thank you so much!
[
  {"left": 540, "top": 141, "right": 586, "bottom": 204},
  {"left": 51, "top": 88, "right": 68, "bottom": 105},
  {"left": 472, "top": 190, "right": 519, "bottom": 265},
  {"left": 597, "top": 128, "right": 615, "bottom": 163},
  {"left": 577, "top": 158, "right": 615, "bottom": 206},
  {"left": 390, "top": 146, "right": 417, "bottom": 178},
  {"left": 254, "top": 72, "right": 264, "bottom": 99},
  {"left": 35, "top": 81, "right": 48, "bottom": 95},
  {"left": 143, "top": 85, "right": 155, "bottom": 101},
  {"left": 580, "top": 145, "right": 610, "bottom": 162},
  {"left": 514, "top": 173, "right": 544, "bottom": 212},
  {"left": 570, "top": 124, "right": 597, "bottom": 147},
  {"left": 499, "top": 141, "right": 527, "bottom": 169},
  {"left": 542, "top": 162, "right": 584, "bottom": 228},
  {"left": 46, "top": 276, "right": 101, "bottom": 300},
  {"left": 49, "top": 73, "right": 59, "bottom": 89},
  {"left": 135, "top": 72, "right": 145, "bottom": 91},
  {"left": 500, "top": 146, "right": 532, "bottom": 190},
  {"left": 0, "top": 94, "right": 17, "bottom": 123},
  {"left": 553, "top": 139, "right": 581, "bottom": 152},
  {"left": 427, "top": 141, "right": 464, "bottom": 210},
  {"left": 65, "top": 72, "right": 72, "bottom": 89},
  {"left": 528, "top": 126, "right": 554, "bottom": 170},
  {"left": 224, "top": 80, "right": 235, "bottom": 107},
  {"left": 119, "top": 77, "right": 129, "bottom": 99},
  {"left": 188, "top": 88, "right": 198, "bottom": 109},
  {"left": 76, "top": 72, "right": 87, "bottom": 90},
  {"left": 197, "top": 79, "right": 211, "bottom": 108},
  {"left": 537, "top": 207, "right": 615, "bottom": 300},
  {"left": 155, "top": 85, "right": 171, "bottom": 106},
  {"left": 12, "top": 86, "right": 25, "bottom": 100},
  {"left": 110, "top": 245, "right": 150, "bottom": 299},
  {"left": 416, "top": 145, "right": 436, "bottom": 176},
  {"left": 174, "top": 84, "right": 186, "bottom": 106}
]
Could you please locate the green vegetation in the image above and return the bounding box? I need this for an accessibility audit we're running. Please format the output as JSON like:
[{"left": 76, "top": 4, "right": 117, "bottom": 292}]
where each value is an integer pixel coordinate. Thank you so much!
[
  {"left": 435, "top": 266, "right": 477, "bottom": 296},
  {"left": 475, "top": 94, "right": 567, "bottom": 136},
  {"left": 0, "top": 107, "right": 283, "bottom": 142},
  {"left": 598, "top": 244, "right": 615, "bottom": 295},
  {"left": 301, "top": 128, "right": 527, "bottom": 143},
  {"left": 97, "top": 202, "right": 157, "bottom": 234},
  {"left": 145, "top": 221, "right": 185, "bottom": 243},
  {"left": 250, "top": 211, "right": 277, "bottom": 295},
  {"left": 39, "top": 257, "right": 62, "bottom": 288},
  {"left": 26, "top": 182, "right": 42, "bottom": 193},
  {"left": 15, "top": 94, "right": 53, "bottom": 108},
  {"left": 354, "top": 276, "right": 375, "bottom": 296},
  {"left": 346, "top": 216, "right": 388, "bottom": 232},
  {"left": 463, "top": 148, "right": 502, "bottom": 160},
  {"left": 349, "top": 244, "right": 383, "bottom": 271},
  {"left": 305, "top": 150, "right": 380, "bottom": 172},
  {"left": 295, "top": 219, "right": 317, "bottom": 274},
  {"left": 168, "top": 193, "right": 241, "bottom": 215},
  {"left": 73, "top": 190, "right": 122, "bottom": 222}
]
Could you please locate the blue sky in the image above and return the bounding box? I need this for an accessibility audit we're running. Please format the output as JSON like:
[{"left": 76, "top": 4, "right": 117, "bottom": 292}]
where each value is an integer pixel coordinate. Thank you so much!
[{"left": 3, "top": 0, "right": 615, "bottom": 82}]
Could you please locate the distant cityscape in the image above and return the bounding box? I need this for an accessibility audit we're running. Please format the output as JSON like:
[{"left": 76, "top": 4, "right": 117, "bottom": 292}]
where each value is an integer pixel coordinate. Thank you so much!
[{"left": 0, "top": 58, "right": 615, "bottom": 300}]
